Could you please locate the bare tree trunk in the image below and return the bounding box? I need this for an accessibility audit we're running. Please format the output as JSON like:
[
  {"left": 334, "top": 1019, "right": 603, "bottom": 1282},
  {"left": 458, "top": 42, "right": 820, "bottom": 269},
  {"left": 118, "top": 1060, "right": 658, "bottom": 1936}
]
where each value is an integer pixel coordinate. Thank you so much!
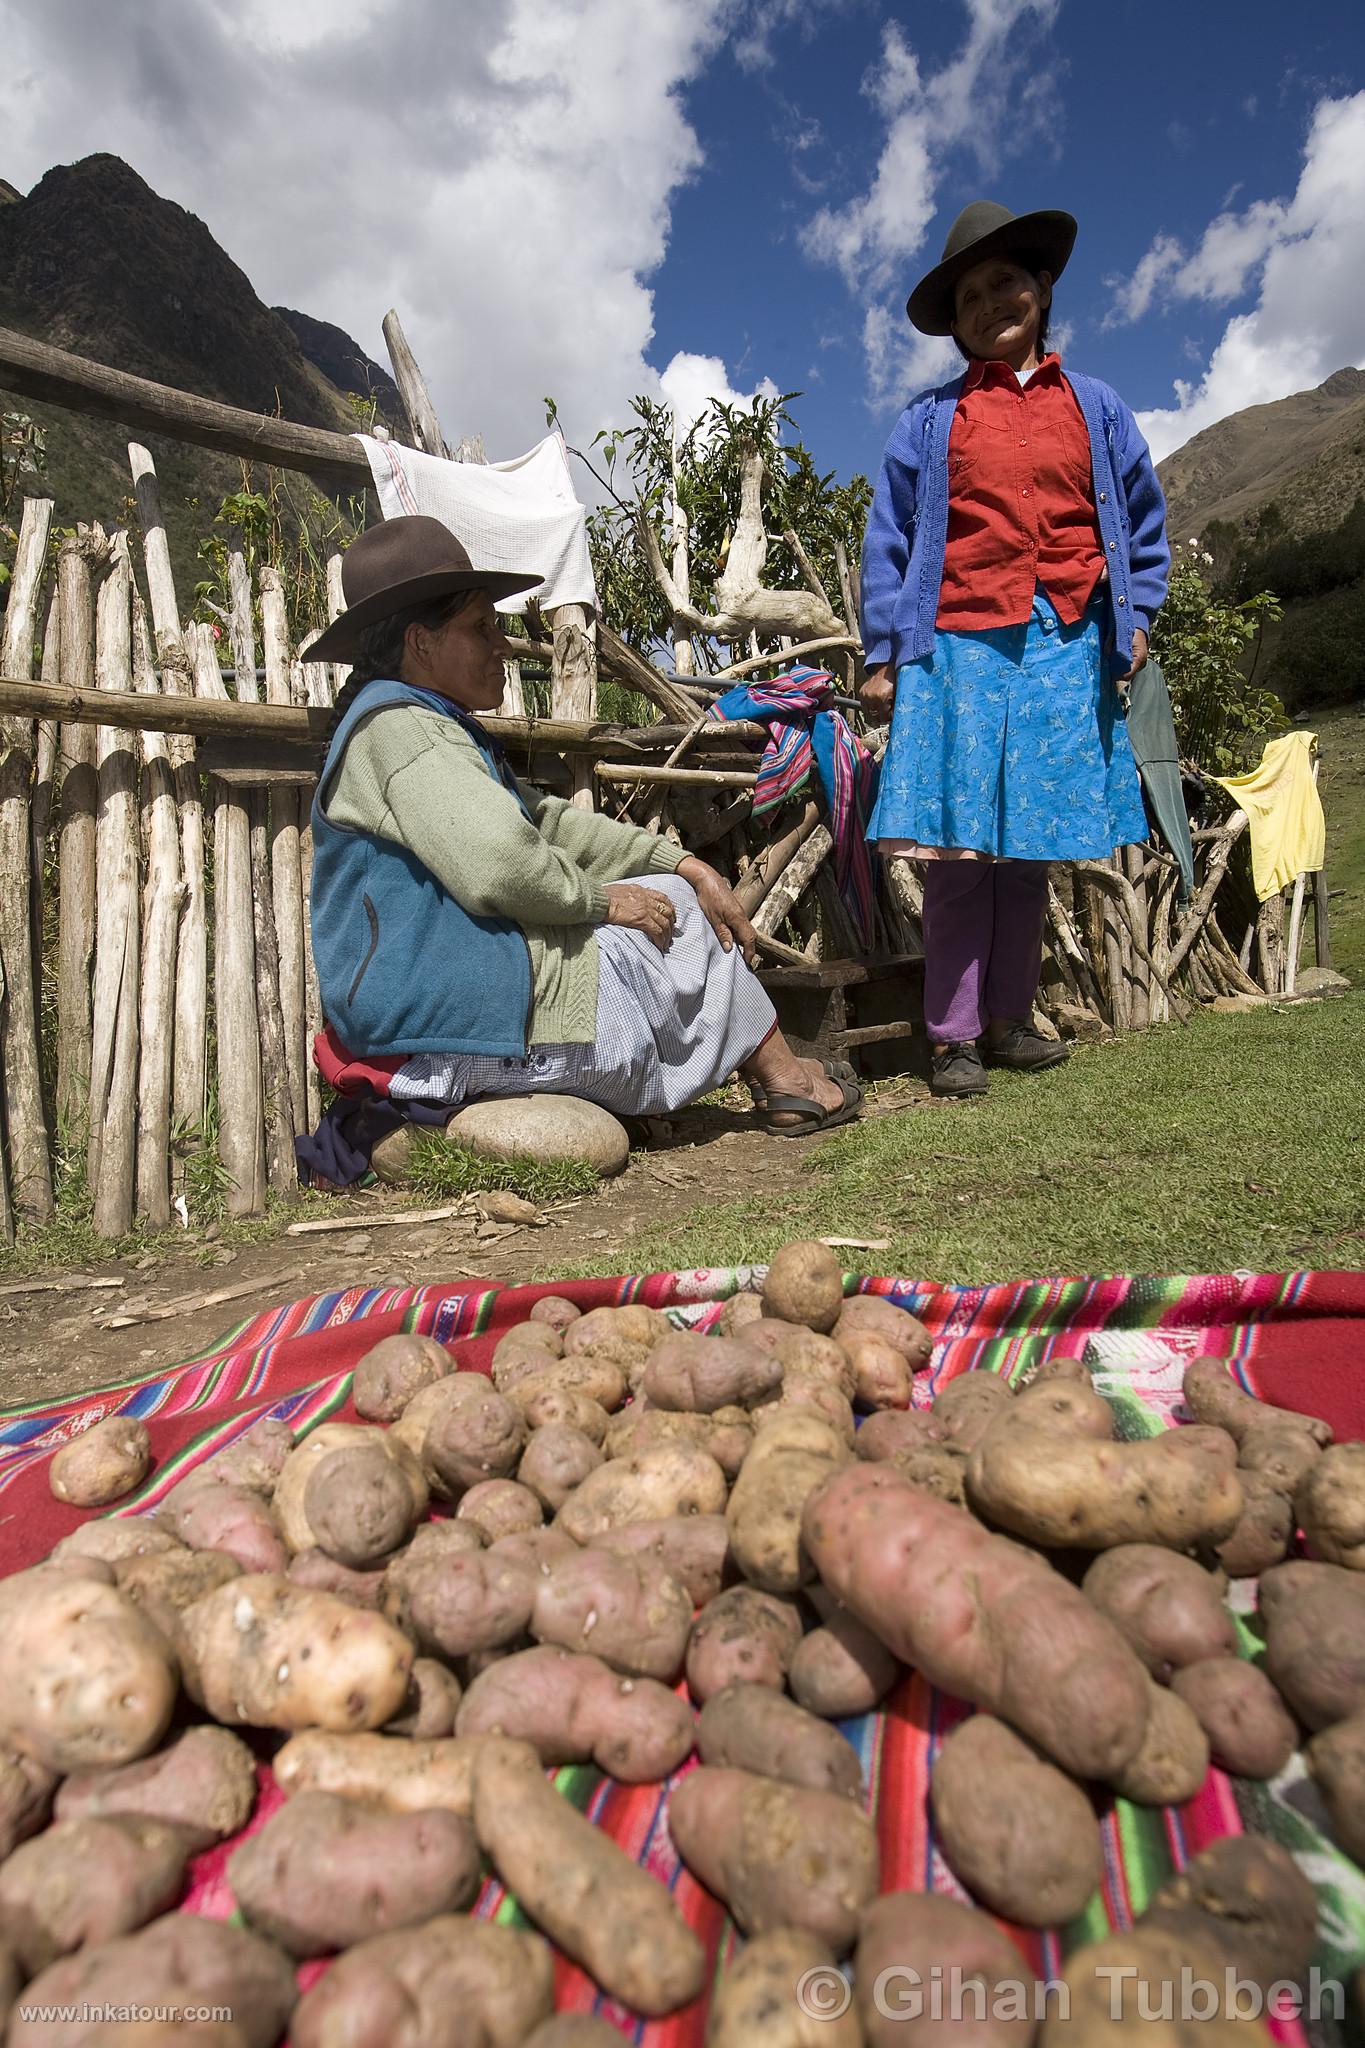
[
  {"left": 31, "top": 590, "right": 61, "bottom": 1001},
  {"left": 0, "top": 494, "right": 55, "bottom": 1228},
  {"left": 325, "top": 553, "right": 350, "bottom": 698},
  {"left": 260, "top": 568, "right": 307, "bottom": 1137},
  {"left": 382, "top": 308, "right": 449, "bottom": 456},
  {"left": 56, "top": 533, "right": 105, "bottom": 1139},
  {"left": 131, "top": 593, "right": 183, "bottom": 1228},
  {"left": 669, "top": 417, "right": 695, "bottom": 679},
  {"left": 753, "top": 828, "right": 834, "bottom": 938},
  {"left": 88, "top": 538, "right": 140, "bottom": 1236},
  {"left": 552, "top": 603, "right": 598, "bottom": 811}
]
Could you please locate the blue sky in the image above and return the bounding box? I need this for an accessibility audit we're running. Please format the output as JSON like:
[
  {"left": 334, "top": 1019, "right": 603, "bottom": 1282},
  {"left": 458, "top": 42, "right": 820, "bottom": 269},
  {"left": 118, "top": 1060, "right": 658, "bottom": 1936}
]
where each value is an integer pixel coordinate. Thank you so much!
[{"left": 4, "top": 0, "right": 1365, "bottom": 487}]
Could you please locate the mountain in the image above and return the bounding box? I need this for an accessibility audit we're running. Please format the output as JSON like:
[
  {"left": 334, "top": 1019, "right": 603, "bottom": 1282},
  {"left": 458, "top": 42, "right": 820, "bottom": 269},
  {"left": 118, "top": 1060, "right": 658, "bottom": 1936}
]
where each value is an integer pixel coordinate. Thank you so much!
[
  {"left": 0, "top": 155, "right": 392, "bottom": 604},
  {"left": 1157, "top": 367, "right": 1365, "bottom": 546}
]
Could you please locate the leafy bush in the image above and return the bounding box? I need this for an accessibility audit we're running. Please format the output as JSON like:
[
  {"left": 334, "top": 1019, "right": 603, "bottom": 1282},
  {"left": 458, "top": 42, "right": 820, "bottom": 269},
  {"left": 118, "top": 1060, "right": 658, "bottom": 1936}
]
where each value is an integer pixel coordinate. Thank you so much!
[{"left": 1149, "top": 541, "right": 1285, "bottom": 770}]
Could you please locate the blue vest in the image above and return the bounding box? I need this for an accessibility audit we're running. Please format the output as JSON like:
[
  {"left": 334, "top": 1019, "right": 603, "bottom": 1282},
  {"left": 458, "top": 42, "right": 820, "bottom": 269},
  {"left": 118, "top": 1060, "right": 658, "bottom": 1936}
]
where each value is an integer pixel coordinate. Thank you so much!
[{"left": 309, "top": 679, "right": 533, "bottom": 1058}]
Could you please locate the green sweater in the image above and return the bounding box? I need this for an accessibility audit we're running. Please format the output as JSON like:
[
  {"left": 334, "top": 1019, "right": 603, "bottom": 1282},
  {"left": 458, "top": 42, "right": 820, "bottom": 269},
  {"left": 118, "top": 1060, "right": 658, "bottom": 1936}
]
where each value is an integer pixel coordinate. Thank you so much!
[{"left": 322, "top": 700, "right": 686, "bottom": 1045}]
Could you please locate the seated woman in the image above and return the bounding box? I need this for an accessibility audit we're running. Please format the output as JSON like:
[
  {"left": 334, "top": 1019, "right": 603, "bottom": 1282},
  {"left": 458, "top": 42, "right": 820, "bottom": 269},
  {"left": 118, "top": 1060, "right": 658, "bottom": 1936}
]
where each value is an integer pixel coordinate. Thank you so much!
[{"left": 303, "top": 516, "right": 861, "bottom": 1135}]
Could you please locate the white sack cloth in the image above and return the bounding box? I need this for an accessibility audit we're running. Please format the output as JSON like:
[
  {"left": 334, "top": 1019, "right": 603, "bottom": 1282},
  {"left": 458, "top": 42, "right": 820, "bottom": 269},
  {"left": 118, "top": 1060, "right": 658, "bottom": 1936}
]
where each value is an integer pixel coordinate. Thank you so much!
[{"left": 357, "top": 430, "right": 596, "bottom": 615}]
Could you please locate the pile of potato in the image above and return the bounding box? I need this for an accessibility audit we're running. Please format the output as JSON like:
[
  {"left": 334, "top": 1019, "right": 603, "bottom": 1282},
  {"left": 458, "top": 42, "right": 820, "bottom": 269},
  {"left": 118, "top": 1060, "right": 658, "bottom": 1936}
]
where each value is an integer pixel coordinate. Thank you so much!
[{"left": 0, "top": 1237, "right": 1359, "bottom": 2044}]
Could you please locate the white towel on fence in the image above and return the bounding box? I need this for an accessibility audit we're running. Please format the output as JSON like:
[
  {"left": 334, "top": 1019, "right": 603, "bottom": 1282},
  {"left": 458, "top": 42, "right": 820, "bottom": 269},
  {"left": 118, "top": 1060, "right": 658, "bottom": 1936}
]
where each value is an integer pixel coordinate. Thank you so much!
[{"left": 357, "top": 431, "right": 596, "bottom": 615}]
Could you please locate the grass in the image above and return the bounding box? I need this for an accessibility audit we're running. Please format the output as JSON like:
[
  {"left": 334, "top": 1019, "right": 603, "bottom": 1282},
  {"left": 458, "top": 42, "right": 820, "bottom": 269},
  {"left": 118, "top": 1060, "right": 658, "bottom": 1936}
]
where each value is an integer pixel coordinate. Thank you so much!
[
  {"left": 538, "top": 992, "right": 1365, "bottom": 1286},
  {"left": 402, "top": 1135, "right": 600, "bottom": 1208},
  {"left": 1313, "top": 702, "right": 1365, "bottom": 983}
]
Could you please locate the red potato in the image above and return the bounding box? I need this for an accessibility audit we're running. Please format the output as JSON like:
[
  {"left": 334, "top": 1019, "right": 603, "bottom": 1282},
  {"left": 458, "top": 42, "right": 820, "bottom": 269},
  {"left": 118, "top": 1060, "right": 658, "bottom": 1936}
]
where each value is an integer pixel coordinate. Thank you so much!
[
  {"left": 391, "top": 1373, "right": 507, "bottom": 1469},
  {"left": 1081, "top": 1546, "right": 1236, "bottom": 1678},
  {"left": 932, "top": 1370, "right": 1015, "bottom": 1450},
  {"left": 790, "top": 1593, "right": 901, "bottom": 1718},
  {"left": 834, "top": 1294, "right": 933, "bottom": 1367},
  {"left": 530, "top": 1546, "right": 692, "bottom": 1681},
  {"left": 519, "top": 1385, "right": 610, "bottom": 1443},
  {"left": 1307, "top": 1710, "right": 1365, "bottom": 1864},
  {"left": 1259, "top": 1559, "right": 1365, "bottom": 1729},
  {"left": 426, "top": 1386, "right": 527, "bottom": 1498},
  {"left": 49, "top": 1415, "right": 152, "bottom": 1507},
  {"left": 854, "top": 1409, "right": 949, "bottom": 1461},
  {"left": 803, "top": 1464, "right": 1150, "bottom": 1779},
  {"left": 0, "top": 1570, "right": 177, "bottom": 1774},
  {"left": 287, "top": 1548, "right": 388, "bottom": 1609},
  {"left": 486, "top": 1526, "right": 579, "bottom": 1575},
  {"left": 929, "top": 1713, "right": 1103, "bottom": 1926},
  {"left": 290, "top": 1914, "right": 553, "bottom": 2048},
  {"left": 302, "top": 1442, "right": 424, "bottom": 1567},
  {"left": 1108, "top": 1680, "right": 1210, "bottom": 1805},
  {"left": 177, "top": 1573, "right": 414, "bottom": 1733},
  {"left": 160, "top": 1479, "right": 287, "bottom": 1575},
  {"left": 743, "top": 1320, "right": 857, "bottom": 1402},
  {"left": 384, "top": 1657, "right": 464, "bottom": 1739},
  {"left": 456, "top": 1477, "right": 544, "bottom": 1542},
  {"left": 473, "top": 1736, "right": 706, "bottom": 2015},
  {"left": 228, "top": 1789, "right": 480, "bottom": 1955},
  {"left": 642, "top": 1328, "right": 783, "bottom": 1413},
  {"left": 0, "top": 1743, "right": 57, "bottom": 1859},
  {"left": 352, "top": 1333, "right": 452, "bottom": 1422},
  {"left": 669, "top": 1764, "right": 879, "bottom": 1955},
  {"left": 55, "top": 1725, "right": 258, "bottom": 1849},
  {"left": 590, "top": 1512, "right": 733, "bottom": 1607},
  {"left": 766, "top": 1375, "right": 857, "bottom": 1446},
  {"left": 839, "top": 1332, "right": 915, "bottom": 1411},
  {"left": 529, "top": 1295, "right": 582, "bottom": 1332},
  {"left": 1170, "top": 1657, "right": 1298, "bottom": 1779},
  {"left": 698, "top": 1683, "right": 863, "bottom": 1798},
  {"left": 762, "top": 1240, "right": 845, "bottom": 1334},
  {"left": 0, "top": 1815, "right": 190, "bottom": 1974},
  {"left": 686, "top": 1586, "right": 805, "bottom": 1702},
  {"left": 457, "top": 1644, "right": 695, "bottom": 1780},
  {"left": 518, "top": 1425, "right": 603, "bottom": 1512},
  {"left": 1141, "top": 1837, "right": 1318, "bottom": 1995},
  {"left": 272, "top": 1422, "right": 423, "bottom": 1553},
  {"left": 856, "top": 1890, "right": 1037, "bottom": 2047},
  {"left": 393, "top": 1544, "right": 537, "bottom": 1661},
  {"left": 197, "top": 1416, "right": 295, "bottom": 1496}
]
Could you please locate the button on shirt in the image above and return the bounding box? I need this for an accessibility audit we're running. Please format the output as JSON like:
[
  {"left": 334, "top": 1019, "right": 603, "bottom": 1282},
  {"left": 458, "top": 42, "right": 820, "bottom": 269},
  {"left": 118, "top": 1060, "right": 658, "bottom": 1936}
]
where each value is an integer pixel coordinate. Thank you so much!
[{"left": 936, "top": 352, "right": 1107, "bottom": 631}]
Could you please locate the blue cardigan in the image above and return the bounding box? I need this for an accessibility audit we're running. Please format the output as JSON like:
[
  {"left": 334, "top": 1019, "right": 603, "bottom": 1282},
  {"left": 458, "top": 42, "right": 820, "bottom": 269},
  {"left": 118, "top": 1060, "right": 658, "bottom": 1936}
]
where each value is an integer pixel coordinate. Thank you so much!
[{"left": 859, "top": 367, "right": 1170, "bottom": 677}]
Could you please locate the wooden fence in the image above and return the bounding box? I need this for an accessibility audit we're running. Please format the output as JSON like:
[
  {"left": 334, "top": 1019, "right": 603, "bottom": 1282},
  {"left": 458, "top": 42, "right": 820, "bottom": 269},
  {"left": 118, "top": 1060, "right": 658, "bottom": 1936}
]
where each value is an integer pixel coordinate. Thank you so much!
[{"left": 0, "top": 323, "right": 1334, "bottom": 1243}]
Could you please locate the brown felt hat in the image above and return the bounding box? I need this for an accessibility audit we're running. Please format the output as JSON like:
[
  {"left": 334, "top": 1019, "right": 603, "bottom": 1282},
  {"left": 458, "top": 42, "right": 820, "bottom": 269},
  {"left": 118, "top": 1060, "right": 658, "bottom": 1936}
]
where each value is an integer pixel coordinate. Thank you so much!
[
  {"left": 304, "top": 515, "right": 543, "bottom": 662},
  {"left": 906, "top": 200, "right": 1077, "bottom": 336}
]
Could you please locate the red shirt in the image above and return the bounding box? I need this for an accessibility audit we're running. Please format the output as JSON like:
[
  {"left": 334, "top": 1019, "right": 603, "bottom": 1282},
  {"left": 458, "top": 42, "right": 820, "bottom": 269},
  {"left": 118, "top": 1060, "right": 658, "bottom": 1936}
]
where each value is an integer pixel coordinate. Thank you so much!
[{"left": 936, "top": 352, "right": 1106, "bottom": 630}]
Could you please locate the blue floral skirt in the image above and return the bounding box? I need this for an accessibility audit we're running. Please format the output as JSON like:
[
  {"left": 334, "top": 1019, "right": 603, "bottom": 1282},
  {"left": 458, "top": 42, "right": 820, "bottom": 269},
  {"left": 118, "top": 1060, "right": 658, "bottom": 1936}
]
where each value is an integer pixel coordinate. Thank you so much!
[{"left": 867, "top": 592, "right": 1149, "bottom": 861}]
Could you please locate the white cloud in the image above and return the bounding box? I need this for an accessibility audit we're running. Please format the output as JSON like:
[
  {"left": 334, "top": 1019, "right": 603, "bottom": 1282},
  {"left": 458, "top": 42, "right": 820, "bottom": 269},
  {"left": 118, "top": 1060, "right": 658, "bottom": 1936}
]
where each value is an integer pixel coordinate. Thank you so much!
[
  {"left": 1104, "top": 233, "right": 1183, "bottom": 326},
  {"left": 659, "top": 353, "right": 781, "bottom": 436},
  {"left": 798, "top": 0, "right": 1063, "bottom": 404},
  {"left": 1133, "top": 92, "right": 1365, "bottom": 462},
  {"left": 0, "top": 0, "right": 766, "bottom": 467},
  {"left": 734, "top": 0, "right": 867, "bottom": 73}
]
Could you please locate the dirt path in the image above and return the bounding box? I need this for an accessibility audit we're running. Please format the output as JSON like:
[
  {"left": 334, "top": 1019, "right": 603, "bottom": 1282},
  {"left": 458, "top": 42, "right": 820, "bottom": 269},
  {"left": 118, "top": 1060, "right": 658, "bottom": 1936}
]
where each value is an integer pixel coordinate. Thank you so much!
[{"left": 0, "top": 1080, "right": 933, "bottom": 1409}]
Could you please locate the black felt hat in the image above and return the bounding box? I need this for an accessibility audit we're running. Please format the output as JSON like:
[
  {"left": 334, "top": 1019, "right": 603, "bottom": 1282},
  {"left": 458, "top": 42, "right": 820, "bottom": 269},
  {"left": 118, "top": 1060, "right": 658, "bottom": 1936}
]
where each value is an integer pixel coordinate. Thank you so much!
[
  {"left": 906, "top": 200, "right": 1077, "bottom": 336},
  {"left": 305, "top": 515, "right": 542, "bottom": 662}
]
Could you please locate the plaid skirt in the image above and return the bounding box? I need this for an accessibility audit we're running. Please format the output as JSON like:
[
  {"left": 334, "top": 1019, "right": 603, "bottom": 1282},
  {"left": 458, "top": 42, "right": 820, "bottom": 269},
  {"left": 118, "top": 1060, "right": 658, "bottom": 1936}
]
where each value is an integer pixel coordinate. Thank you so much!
[
  {"left": 389, "top": 873, "right": 776, "bottom": 1117},
  {"left": 867, "top": 591, "right": 1149, "bottom": 861}
]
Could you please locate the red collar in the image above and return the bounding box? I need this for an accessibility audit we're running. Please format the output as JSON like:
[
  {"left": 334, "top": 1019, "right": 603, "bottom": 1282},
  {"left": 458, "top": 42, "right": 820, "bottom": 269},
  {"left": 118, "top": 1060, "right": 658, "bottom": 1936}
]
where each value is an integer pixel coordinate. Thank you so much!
[{"left": 963, "top": 350, "right": 1063, "bottom": 391}]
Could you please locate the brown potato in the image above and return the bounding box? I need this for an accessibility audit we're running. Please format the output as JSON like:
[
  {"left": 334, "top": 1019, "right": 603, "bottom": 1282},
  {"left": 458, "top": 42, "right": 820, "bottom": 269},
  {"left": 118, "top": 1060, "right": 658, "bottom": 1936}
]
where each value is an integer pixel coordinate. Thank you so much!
[
  {"left": 1259, "top": 1558, "right": 1365, "bottom": 1729},
  {"left": 929, "top": 1713, "right": 1103, "bottom": 1926},
  {"left": 932, "top": 1369, "right": 1014, "bottom": 1450},
  {"left": 114, "top": 1548, "right": 242, "bottom": 1643},
  {"left": 0, "top": 1815, "right": 190, "bottom": 1974},
  {"left": 0, "top": 1742, "right": 57, "bottom": 1859},
  {"left": 643, "top": 1328, "right": 782, "bottom": 1413},
  {"left": 1012, "top": 1374, "right": 1115, "bottom": 1438},
  {"left": 392, "top": 1543, "right": 536, "bottom": 1661},
  {"left": 49, "top": 1415, "right": 151, "bottom": 1507},
  {"left": 1082, "top": 1545, "right": 1236, "bottom": 1677},
  {"left": 1296, "top": 1442, "right": 1365, "bottom": 1570},
  {"left": 273, "top": 1730, "right": 487, "bottom": 1819},
  {"left": 177, "top": 1573, "right": 413, "bottom": 1733},
  {"left": 8, "top": 1912, "right": 297, "bottom": 2048},
  {"left": 789, "top": 1594, "right": 900, "bottom": 1718},
  {"left": 854, "top": 1409, "right": 948, "bottom": 1460},
  {"left": 55, "top": 1726, "right": 257, "bottom": 1849},
  {"left": 698, "top": 1683, "right": 862, "bottom": 1798},
  {"left": 1109, "top": 1680, "right": 1210, "bottom": 1805},
  {"left": 766, "top": 1376, "right": 856, "bottom": 1446},
  {"left": 726, "top": 1411, "right": 848, "bottom": 1594},
  {"left": 426, "top": 1386, "right": 527, "bottom": 1498},
  {"left": 562, "top": 1303, "right": 671, "bottom": 1358},
  {"left": 531, "top": 1547, "right": 692, "bottom": 1682},
  {"left": 556, "top": 1441, "right": 728, "bottom": 1543},
  {"left": 1203, "top": 1469, "right": 1294, "bottom": 1577},
  {"left": 716, "top": 1290, "right": 765, "bottom": 1334},
  {"left": 1169, "top": 1657, "right": 1298, "bottom": 1780},
  {"left": 505, "top": 1355, "right": 628, "bottom": 1417},
  {"left": 457, "top": 1477, "right": 544, "bottom": 1542},
  {"left": 457, "top": 1644, "right": 695, "bottom": 1780},
  {"left": 743, "top": 1321, "right": 857, "bottom": 1402},
  {"left": 0, "top": 1570, "right": 176, "bottom": 1773},
  {"left": 474, "top": 1736, "right": 705, "bottom": 2014},
  {"left": 1039, "top": 1922, "right": 1275, "bottom": 2044},
  {"left": 272, "top": 1422, "right": 417, "bottom": 1552},
  {"left": 197, "top": 1416, "right": 295, "bottom": 1497},
  {"left": 838, "top": 1333, "right": 915, "bottom": 1411},
  {"left": 1142, "top": 1836, "right": 1318, "bottom": 1993},
  {"left": 287, "top": 1547, "right": 389, "bottom": 1609},
  {"left": 686, "top": 1586, "right": 805, "bottom": 1703},
  {"left": 590, "top": 1512, "right": 733, "bottom": 1607},
  {"left": 1307, "top": 1709, "right": 1365, "bottom": 1863},
  {"left": 1239, "top": 1426, "right": 1323, "bottom": 1494},
  {"left": 49, "top": 1520, "right": 181, "bottom": 1567},
  {"left": 762, "top": 1240, "right": 845, "bottom": 1333},
  {"left": 602, "top": 1404, "right": 753, "bottom": 1480},
  {"left": 529, "top": 1294, "right": 582, "bottom": 1332},
  {"left": 486, "top": 1526, "right": 579, "bottom": 1575},
  {"left": 708, "top": 1927, "right": 863, "bottom": 2048},
  {"left": 834, "top": 1294, "right": 933, "bottom": 1367},
  {"left": 228, "top": 1789, "right": 480, "bottom": 1955},
  {"left": 965, "top": 1420, "right": 1243, "bottom": 1553},
  {"left": 669, "top": 1764, "right": 878, "bottom": 1955},
  {"left": 890, "top": 1442, "right": 968, "bottom": 1504},
  {"left": 519, "top": 1385, "right": 610, "bottom": 1443},
  {"left": 857, "top": 1890, "right": 1036, "bottom": 2047},
  {"left": 290, "top": 1914, "right": 553, "bottom": 2048},
  {"left": 303, "top": 1442, "right": 424, "bottom": 1566},
  {"left": 1183, "top": 1358, "right": 1331, "bottom": 1447},
  {"left": 352, "top": 1332, "right": 451, "bottom": 1422},
  {"left": 384, "top": 1657, "right": 463, "bottom": 1739},
  {"left": 518, "top": 1425, "right": 603, "bottom": 1512}
]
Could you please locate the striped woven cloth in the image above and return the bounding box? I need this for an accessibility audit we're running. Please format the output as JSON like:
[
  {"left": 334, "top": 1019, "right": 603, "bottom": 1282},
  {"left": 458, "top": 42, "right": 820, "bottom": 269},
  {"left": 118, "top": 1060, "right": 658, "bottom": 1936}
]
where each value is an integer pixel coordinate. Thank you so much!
[{"left": 3, "top": 1265, "right": 1363, "bottom": 2045}]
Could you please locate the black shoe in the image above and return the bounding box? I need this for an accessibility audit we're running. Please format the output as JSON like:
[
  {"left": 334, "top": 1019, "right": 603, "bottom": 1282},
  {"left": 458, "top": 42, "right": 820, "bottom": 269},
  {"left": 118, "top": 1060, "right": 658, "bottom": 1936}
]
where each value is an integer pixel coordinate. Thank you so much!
[
  {"left": 984, "top": 1023, "right": 1070, "bottom": 1072},
  {"left": 930, "top": 1042, "right": 989, "bottom": 1097}
]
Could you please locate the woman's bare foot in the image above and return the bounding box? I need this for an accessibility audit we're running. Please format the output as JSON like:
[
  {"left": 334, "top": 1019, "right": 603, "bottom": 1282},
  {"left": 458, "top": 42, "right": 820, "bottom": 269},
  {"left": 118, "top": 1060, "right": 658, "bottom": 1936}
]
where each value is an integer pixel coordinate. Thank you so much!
[{"left": 741, "top": 1038, "right": 846, "bottom": 1117}]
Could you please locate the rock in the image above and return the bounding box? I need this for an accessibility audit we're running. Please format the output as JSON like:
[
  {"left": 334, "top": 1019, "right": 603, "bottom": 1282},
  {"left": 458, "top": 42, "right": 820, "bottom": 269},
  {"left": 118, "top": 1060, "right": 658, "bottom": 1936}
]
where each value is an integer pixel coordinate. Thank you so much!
[
  {"left": 1054, "top": 1002, "right": 1106, "bottom": 1042},
  {"left": 1211, "top": 993, "right": 1269, "bottom": 1013},
  {"left": 445, "top": 1095, "right": 630, "bottom": 1178},
  {"left": 371, "top": 1123, "right": 419, "bottom": 1186},
  {"left": 476, "top": 1192, "right": 547, "bottom": 1226},
  {"left": 1295, "top": 967, "right": 1351, "bottom": 995}
]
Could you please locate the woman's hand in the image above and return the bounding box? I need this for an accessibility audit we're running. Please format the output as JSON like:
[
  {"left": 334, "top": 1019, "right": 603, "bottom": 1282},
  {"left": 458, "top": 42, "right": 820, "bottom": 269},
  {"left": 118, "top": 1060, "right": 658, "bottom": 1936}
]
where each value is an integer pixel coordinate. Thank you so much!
[
  {"left": 1117, "top": 628, "right": 1149, "bottom": 684},
  {"left": 675, "top": 856, "right": 760, "bottom": 966},
  {"left": 605, "top": 882, "right": 677, "bottom": 951},
  {"left": 859, "top": 664, "right": 895, "bottom": 725}
]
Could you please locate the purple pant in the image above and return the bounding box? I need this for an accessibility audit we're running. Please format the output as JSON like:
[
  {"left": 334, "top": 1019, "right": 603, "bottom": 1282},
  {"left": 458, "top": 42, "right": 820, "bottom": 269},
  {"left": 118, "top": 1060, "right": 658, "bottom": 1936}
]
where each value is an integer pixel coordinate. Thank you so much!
[{"left": 921, "top": 860, "right": 1049, "bottom": 1044}]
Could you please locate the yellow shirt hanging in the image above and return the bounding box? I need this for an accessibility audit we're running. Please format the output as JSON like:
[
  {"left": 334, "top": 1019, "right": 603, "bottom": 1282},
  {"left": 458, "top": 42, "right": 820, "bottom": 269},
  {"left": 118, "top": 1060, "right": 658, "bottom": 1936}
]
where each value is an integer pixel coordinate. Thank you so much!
[{"left": 1212, "top": 731, "right": 1325, "bottom": 902}]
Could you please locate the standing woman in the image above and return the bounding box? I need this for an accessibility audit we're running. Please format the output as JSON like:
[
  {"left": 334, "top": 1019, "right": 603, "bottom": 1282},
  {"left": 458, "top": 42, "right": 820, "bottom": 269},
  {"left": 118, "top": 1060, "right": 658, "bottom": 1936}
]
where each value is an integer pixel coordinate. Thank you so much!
[{"left": 860, "top": 201, "right": 1169, "bottom": 1096}]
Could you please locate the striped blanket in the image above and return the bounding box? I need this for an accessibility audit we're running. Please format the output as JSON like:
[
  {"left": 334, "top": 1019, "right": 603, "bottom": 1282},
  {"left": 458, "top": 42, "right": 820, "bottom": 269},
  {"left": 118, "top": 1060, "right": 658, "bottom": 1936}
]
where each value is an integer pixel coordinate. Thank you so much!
[{"left": 3, "top": 1266, "right": 1363, "bottom": 2046}]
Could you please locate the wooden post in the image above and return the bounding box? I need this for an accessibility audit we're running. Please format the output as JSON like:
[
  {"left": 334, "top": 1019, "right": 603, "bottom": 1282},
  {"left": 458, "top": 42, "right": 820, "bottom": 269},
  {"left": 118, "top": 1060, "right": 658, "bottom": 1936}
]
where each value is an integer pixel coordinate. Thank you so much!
[
  {"left": 381, "top": 310, "right": 449, "bottom": 457},
  {"left": 31, "top": 586, "right": 60, "bottom": 1063},
  {"left": 260, "top": 568, "right": 307, "bottom": 1140},
  {"left": 189, "top": 622, "right": 264, "bottom": 1215},
  {"left": 669, "top": 415, "right": 695, "bottom": 680},
  {"left": 130, "top": 592, "right": 184, "bottom": 1229},
  {"left": 292, "top": 653, "right": 323, "bottom": 1136},
  {"left": 56, "top": 532, "right": 104, "bottom": 1138},
  {"left": 0, "top": 493, "right": 55, "bottom": 1227},
  {"left": 1312, "top": 868, "right": 1333, "bottom": 970},
  {"left": 1123, "top": 845, "right": 1149, "bottom": 1029},
  {"left": 552, "top": 604, "right": 598, "bottom": 811},
  {"left": 325, "top": 552, "right": 350, "bottom": 699},
  {"left": 753, "top": 827, "right": 834, "bottom": 938},
  {"left": 87, "top": 538, "right": 140, "bottom": 1236}
]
